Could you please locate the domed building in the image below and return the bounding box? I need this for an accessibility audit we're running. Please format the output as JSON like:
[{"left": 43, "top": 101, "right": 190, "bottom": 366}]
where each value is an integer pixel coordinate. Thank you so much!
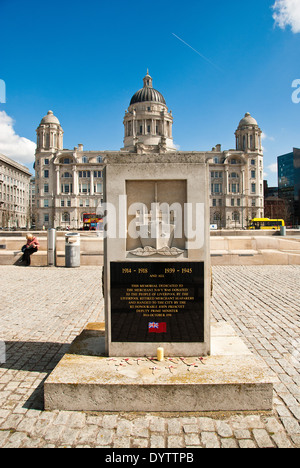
[
  {"left": 235, "top": 112, "right": 263, "bottom": 153},
  {"left": 34, "top": 72, "right": 264, "bottom": 230},
  {"left": 123, "top": 71, "right": 174, "bottom": 152},
  {"left": 36, "top": 111, "right": 64, "bottom": 151}
]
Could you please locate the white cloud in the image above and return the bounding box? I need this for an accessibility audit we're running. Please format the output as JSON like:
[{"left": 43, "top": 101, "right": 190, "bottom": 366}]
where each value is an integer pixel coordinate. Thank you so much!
[
  {"left": 0, "top": 111, "right": 36, "bottom": 166},
  {"left": 273, "top": 0, "right": 300, "bottom": 33},
  {"left": 262, "top": 132, "right": 275, "bottom": 142},
  {"left": 268, "top": 163, "right": 278, "bottom": 173}
]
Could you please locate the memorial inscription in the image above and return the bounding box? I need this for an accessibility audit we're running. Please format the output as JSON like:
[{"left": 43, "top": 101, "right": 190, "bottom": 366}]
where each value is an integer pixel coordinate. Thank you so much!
[{"left": 111, "top": 262, "right": 204, "bottom": 343}]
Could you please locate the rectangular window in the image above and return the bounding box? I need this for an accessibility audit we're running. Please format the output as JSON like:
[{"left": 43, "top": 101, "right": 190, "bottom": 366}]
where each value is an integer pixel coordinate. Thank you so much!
[
  {"left": 212, "top": 199, "right": 216, "bottom": 207},
  {"left": 95, "top": 183, "right": 103, "bottom": 193},
  {"left": 80, "top": 183, "right": 88, "bottom": 193},
  {"left": 231, "top": 199, "right": 234, "bottom": 207},
  {"left": 44, "top": 199, "right": 49, "bottom": 208},
  {"left": 44, "top": 184, "right": 49, "bottom": 193},
  {"left": 44, "top": 214, "right": 49, "bottom": 223},
  {"left": 44, "top": 170, "right": 49, "bottom": 178},
  {"left": 251, "top": 170, "right": 256, "bottom": 179},
  {"left": 44, "top": 159, "right": 49, "bottom": 165},
  {"left": 251, "top": 183, "right": 256, "bottom": 194},
  {"left": 61, "top": 200, "right": 65, "bottom": 207},
  {"left": 212, "top": 184, "right": 222, "bottom": 193}
]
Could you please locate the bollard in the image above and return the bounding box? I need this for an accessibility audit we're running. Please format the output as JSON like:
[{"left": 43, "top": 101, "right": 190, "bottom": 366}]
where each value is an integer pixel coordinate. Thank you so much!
[
  {"left": 280, "top": 226, "right": 286, "bottom": 236},
  {"left": 47, "top": 228, "right": 56, "bottom": 267}
]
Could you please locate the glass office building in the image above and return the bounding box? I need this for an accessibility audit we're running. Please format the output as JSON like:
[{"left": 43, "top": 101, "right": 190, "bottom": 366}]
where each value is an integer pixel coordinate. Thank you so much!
[{"left": 278, "top": 149, "right": 300, "bottom": 225}]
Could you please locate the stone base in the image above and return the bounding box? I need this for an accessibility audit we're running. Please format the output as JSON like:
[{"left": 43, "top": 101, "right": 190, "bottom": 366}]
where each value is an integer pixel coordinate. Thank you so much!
[{"left": 44, "top": 322, "right": 276, "bottom": 413}]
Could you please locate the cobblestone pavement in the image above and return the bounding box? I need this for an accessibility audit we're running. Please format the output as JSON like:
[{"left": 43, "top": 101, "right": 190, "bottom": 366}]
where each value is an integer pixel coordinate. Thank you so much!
[{"left": 0, "top": 265, "right": 299, "bottom": 449}]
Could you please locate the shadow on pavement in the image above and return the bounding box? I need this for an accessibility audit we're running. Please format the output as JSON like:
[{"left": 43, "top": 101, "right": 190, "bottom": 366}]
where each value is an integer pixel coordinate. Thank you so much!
[{"left": 0, "top": 340, "right": 70, "bottom": 410}]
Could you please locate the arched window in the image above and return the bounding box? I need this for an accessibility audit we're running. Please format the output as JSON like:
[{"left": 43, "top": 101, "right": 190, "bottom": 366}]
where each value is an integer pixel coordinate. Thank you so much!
[
  {"left": 62, "top": 212, "right": 70, "bottom": 223},
  {"left": 60, "top": 157, "right": 73, "bottom": 165},
  {"left": 97, "top": 156, "right": 103, "bottom": 163},
  {"left": 232, "top": 212, "right": 240, "bottom": 222},
  {"left": 82, "top": 156, "right": 88, "bottom": 163}
]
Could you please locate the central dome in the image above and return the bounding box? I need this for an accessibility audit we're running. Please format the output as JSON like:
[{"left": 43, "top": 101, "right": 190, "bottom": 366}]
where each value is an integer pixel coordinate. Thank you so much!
[
  {"left": 130, "top": 88, "right": 166, "bottom": 105},
  {"left": 130, "top": 71, "right": 166, "bottom": 106}
]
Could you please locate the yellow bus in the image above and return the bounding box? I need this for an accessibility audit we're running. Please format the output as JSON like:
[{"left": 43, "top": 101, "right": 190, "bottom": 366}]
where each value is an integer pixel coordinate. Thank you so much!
[{"left": 248, "top": 218, "right": 285, "bottom": 230}]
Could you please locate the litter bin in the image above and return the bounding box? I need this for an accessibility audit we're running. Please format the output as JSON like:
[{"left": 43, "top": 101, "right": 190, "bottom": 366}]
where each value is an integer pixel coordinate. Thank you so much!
[
  {"left": 65, "top": 233, "right": 80, "bottom": 268},
  {"left": 280, "top": 226, "right": 286, "bottom": 236}
]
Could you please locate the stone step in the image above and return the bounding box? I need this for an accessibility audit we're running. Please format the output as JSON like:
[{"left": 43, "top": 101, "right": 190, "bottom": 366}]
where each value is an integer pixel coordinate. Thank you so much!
[
  {"left": 0, "top": 250, "right": 104, "bottom": 266},
  {"left": 44, "top": 322, "right": 276, "bottom": 413},
  {"left": 0, "top": 237, "right": 103, "bottom": 252},
  {"left": 211, "top": 249, "right": 300, "bottom": 265}
]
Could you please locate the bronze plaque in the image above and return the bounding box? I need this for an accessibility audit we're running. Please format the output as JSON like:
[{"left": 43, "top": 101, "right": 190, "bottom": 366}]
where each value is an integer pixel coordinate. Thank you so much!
[{"left": 110, "top": 262, "right": 204, "bottom": 343}]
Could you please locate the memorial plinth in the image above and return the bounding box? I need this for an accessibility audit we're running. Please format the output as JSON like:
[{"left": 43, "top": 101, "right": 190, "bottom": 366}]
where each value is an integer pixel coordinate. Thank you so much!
[{"left": 44, "top": 322, "right": 276, "bottom": 412}]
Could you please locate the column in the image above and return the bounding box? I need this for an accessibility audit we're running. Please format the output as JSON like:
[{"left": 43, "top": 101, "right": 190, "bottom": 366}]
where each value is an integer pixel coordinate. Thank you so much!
[
  {"left": 73, "top": 166, "right": 79, "bottom": 195},
  {"left": 55, "top": 167, "right": 60, "bottom": 195},
  {"left": 90, "top": 170, "right": 94, "bottom": 196},
  {"left": 225, "top": 168, "right": 229, "bottom": 195}
]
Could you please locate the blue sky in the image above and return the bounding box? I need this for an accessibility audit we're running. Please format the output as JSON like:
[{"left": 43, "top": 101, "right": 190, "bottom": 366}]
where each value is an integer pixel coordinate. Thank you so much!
[{"left": 0, "top": 0, "right": 300, "bottom": 186}]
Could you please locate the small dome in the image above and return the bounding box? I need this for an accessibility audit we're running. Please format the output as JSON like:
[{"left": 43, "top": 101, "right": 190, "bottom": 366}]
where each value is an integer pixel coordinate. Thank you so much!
[
  {"left": 41, "top": 110, "right": 60, "bottom": 125},
  {"left": 238, "top": 112, "right": 258, "bottom": 128}
]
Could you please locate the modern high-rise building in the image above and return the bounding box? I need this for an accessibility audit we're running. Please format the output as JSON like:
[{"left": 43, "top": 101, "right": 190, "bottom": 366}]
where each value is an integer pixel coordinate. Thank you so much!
[
  {"left": 34, "top": 72, "right": 264, "bottom": 229},
  {"left": 278, "top": 148, "right": 300, "bottom": 225}
]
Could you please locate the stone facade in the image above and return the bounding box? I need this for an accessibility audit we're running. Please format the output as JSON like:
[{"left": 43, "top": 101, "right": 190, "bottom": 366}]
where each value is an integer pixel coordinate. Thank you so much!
[
  {"left": 34, "top": 73, "right": 264, "bottom": 230},
  {"left": 0, "top": 153, "right": 32, "bottom": 228}
]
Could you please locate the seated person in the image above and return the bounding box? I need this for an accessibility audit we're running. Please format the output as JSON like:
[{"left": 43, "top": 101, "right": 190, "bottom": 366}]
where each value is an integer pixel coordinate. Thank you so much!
[{"left": 20, "top": 234, "right": 40, "bottom": 266}]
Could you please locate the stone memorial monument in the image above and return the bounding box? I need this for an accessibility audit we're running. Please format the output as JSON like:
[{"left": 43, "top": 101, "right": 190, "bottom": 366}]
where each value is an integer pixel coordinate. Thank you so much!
[
  {"left": 44, "top": 72, "right": 275, "bottom": 413},
  {"left": 103, "top": 152, "right": 211, "bottom": 358}
]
